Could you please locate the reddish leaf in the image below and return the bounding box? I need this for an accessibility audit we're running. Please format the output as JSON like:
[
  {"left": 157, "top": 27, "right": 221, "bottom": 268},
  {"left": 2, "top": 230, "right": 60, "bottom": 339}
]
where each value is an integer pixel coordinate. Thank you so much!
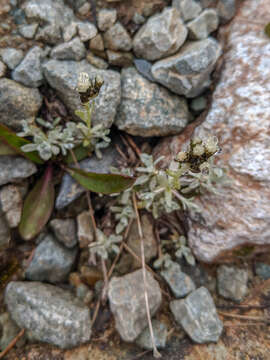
[{"left": 19, "top": 166, "right": 55, "bottom": 240}]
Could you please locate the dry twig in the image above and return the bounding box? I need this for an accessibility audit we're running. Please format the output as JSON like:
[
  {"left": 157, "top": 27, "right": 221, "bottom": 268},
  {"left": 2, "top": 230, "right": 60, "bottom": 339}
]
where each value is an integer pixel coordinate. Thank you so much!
[{"left": 0, "top": 329, "right": 25, "bottom": 359}]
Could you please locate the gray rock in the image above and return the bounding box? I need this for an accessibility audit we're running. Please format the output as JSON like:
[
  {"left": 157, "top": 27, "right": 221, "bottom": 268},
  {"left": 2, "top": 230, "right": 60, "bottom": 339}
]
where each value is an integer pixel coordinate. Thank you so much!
[
  {"left": 42, "top": 59, "right": 121, "bottom": 126},
  {"left": 172, "top": 0, "right": 202, "bottom": 22},
  {"left": 108, "top": 269, "right": 162, "bottom": 342},
  {"left": 77, "top": 21, "right": 97, "bottom": 42},
  {"left": 132, "top": 12, "right": 146, "bottom": 25},
  {"left": 55, "top": 145, "right": 121, "bottom": 209},
  {"left": 107, "top": 50, "right": 133, "bottom": 67},
  {"left": 0, "top": 61, "right": 6, "bottom": 78},
  {"left": 0, "top": 185, "right": 22, "bottom": 228},
  {"left": 24, "top": 0, "right": 75, "bottom": 29},
  {"left": 217, "top": 265, "right": 248, "bottom": 302},
  {"left": 49, "top": 218, "right": 77, "bottom": 248},
  {"left": 187, "top": 9, "right": 219, "bottom": 40},
  {"left": 127, "top": 214, "right": 157, "bottom": 269},
  {"left": 63, "top": 22, "right": 77, "bottom": 42},
  {"left": 161, "top": 262, "right": 196, "bottom": 298},
  {"left": 35, "top": 23, "right": 62, "bottom": 44},
  {"left": 25, "top": 234, "right": 77, "bottom": 283},
  {"left": 18, "top": 23, "right": 38, "bottom": 39},
  {"left": 134, "top": 58, "right": 155, "bottom": 82},
  {"left": 89, "top": 34, "right": 104, "bottom": 52},
  {"left": 103, "top": 22, "right": 132, "bottom": 51},
  {"left": 5, "top": 281, "right": 91, "bottom": 349},
  {"left": 187, "top": 0, "right": 270, "bottom": 263},
  {"left": 0, "top": 78, "right": 42, "bottom": 130},
  {"left": 115, "top": 67, "right": 190, "bottom": 136},
  {"left": 97, "top": 9, "right": 117, "bottom": 32},
  {"left": 51, "top": 37, "right": 86, "bottom": 61},
  {"left": 12, "top": 46, "right": 44, "bottom": 87},
  {"left": 77, "top": 211, "right": 95, "bottom": 248},
  {"left": 0, "top": 48, "right": 24, "bottom": 70},
  {"left": 217, "top": 0, "right": 235, "bottom": 24},
  {"left": 76, "top": 284, "right": 94, "bottom": 304},
  {"left": 255, "top": 262, "right": 270, "bottom": 280},
  {"left": 77, "top": 2, "right": 91, "bottom": 16},
  {"left": 133, "top": 7, "right": 187, "bottom": 61},
  {"left": 190, "top": 95, "right": 207, "bottom": 112},
  {"left": 0, "top": 156, "right": 37, "bottom": 186},
  {"left": 136, "top": 320, "right": 167, "bottom": 350},
  {"left": 86, "top": 52, "right": 108, "bottom": 69},
  {"left": 0, "top": 215, "right": 10, "bottom": 250},
  {"left": 0, "top": 312, "right": 24, "bottom": 351},
  {"left": 151, "top": 37, "right": 222, "bottom": 98},
  {"left": 200, "top": 0, "right": 218, "bottom": 8},
  {"left": 170, "top": 287, "right": 223, "bottom": 343}
]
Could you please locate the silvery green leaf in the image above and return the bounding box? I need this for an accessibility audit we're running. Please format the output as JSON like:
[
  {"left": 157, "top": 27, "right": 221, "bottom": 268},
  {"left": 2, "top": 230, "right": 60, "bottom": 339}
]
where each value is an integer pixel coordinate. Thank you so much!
[
  {"left": 153, "top": 156, "right": 165, "bottom": 165},
  {"left": 149, "top": 176, "right": 157, "bottom": 191},
  {"left": 21, "top": 143, "right": 37, "bottom": 152},
  {"left": 116, "top": 222, "right": 125, "bottom": 234},
  {"left": 135, "top": 175, "right": 149, "bottom": 186}
]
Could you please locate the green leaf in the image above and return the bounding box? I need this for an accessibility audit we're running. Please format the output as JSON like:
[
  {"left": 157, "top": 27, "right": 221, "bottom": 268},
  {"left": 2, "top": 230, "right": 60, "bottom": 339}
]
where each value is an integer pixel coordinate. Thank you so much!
[
  {"left": 0, "top": 124, "right": 43, "bottom": 164},
  {"left": 265, "top": 23, "right": 270, "bottom": 38},
  {"left": 66, "top": 167, "right": 135, "bottom": 194},
  {"left": 0, "top": 141, "right": 18, "bottom": 156},
  {"left": 19, "top": 166, "right": 55, "bottom": 240},
  {"left": 64, "top": 146, "right": 91, "bottom": 164}
]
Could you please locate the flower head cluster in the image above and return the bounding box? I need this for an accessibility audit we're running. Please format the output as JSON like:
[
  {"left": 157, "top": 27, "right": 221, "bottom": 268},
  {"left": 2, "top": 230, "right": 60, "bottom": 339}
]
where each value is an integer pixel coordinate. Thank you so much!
[{"left": 89, "top": 229, "right": 122, "bottom": 260}]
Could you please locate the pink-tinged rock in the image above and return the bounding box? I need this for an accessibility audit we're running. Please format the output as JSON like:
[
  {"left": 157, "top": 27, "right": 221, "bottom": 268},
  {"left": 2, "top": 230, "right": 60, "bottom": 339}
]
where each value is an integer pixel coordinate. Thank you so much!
[{"left": 188, "top": 0, "right": 270, "bottom": 262}]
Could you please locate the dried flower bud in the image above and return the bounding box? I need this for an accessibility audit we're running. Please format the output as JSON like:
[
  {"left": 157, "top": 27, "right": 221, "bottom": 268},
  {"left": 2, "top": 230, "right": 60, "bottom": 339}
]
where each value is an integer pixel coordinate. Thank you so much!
[
  {"left": 176, "top": 151, "right": 187, "bottom": 162},
  {"left": 192, "top": 144, "right": 204, "bottom": 156},
  {"left": 205, "top": 136, "right": 219, "bottom": 155},
  {"left": 77, "top": 72, "right": 104, "bottom": 104},
  {"left": 191, "top": 137, "right": 202, "bottom": 146}
]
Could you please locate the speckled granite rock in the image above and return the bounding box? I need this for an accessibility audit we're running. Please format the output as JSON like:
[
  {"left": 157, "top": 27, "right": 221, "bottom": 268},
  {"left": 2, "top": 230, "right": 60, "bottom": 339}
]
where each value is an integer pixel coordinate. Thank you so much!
[
  {"left": 103, "top": 22, "right": 132, "bottom": 51},
  {"left": 217, "top": 265, "right": 248, "bottom": 302},
  {"left": 151, "top": 37, "right": 222, "bottom": 98},
  {"left": 5, "top": 281, "right": 91, "bottom": 349},
  {"left": 0, "top": 156, "right": 37, "bottom": 186},
  {"left": 188, "top": 0, "right": 270, "bottom": 262},
  {"left": 51, "top": 37, "right": 86, "bottom": 61},
  {"left": 115, "top": 67, "right": 190, "bottom": 136},
  {"left": 133, "top": 7, "right": 188, "bottom": 61},
  {"left": 0, "top": 78, "right": 42, "bottom": 130}
]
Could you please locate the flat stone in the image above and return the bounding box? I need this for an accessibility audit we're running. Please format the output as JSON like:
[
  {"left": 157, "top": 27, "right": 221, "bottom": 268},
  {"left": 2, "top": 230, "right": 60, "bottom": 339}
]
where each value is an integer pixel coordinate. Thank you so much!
[
  {"left": 134, "top": 58, "right": 155, "bottom": 82},
  {"left": 127, "top": 214, "right": 157, "bottom": 269},
  {"left": 89, "top": 34, "right": 104, "bottom": 51},
  {"left": 24, "top": 0, "right": 75, "bottom": 29},
  {"left": 217, "top": 265, "right": 248, "bottom": 302},
  {"left": 18, "top": 23, "right": 38, "bottom": 39},
  {"left": 55, "top": 145, "right": 121, "bottom": 209},
  {"left": 0, "top": 185, "right": 22, "bottom": 228},
  {"left": 135, "top": 320, "right": 167, "bottom": 350},
  {"left": 255, "top": 262, "right": 270, "bottom": 280},
  {"left": 0, "top": 78, "right": 42, "bottom": 130},
  {"left": 0, "top": 61, "right": 6, "bottom": 77},
  {"left": 51, "top": 37, "right": 86, "bottom": 61},
  {"left": 108, "top": 269, "right": 162, "bottom": 342},
  {"left": 161, "top": 262, "right": 196, "bottom": 298},
  {"left": 217, "top": 0, "right": 236, "bottom": 24},
  {"left": 187, "top": 9, "right": 219, "bottom": 40},
  {"left": 133, "top": 7, "right": 187, "bottom": 61},
  {"left": 106, "top": 50, "right": 133, "bottom": 67},
  {"left": 115, "top": 67, "right": 190, "bottom": 136},
  {"left": 35, "top": 23, "right": 62, "bottom": 44},
  {"left": 0, "top": 215, "right": 10, "bottom": 250},
  {"left": 188, "top": 0, "right": 270, "bottom": 262},
  {"left": 170, "top": 287, "right": 223, "bottom": 343},
  {"left": 25, "top": 234, "right": 78, "bottom": 283},
  {"left": 0, "top": 156, "right": 37, "bottom": 186},
  {"left": 151, "top": 37, "right": 222, "bottom": 98},
  {"left": 76, "top": 211, "right": 94, "bottom": 248},
  {"left": 5, "top": 281, "right": 91, "bottom": 349},
  {"left": 42, "top": 59, "right": 121, "bottom": 126},
  {"left": 49, "top": 218, "right": 77, "bottom": 248},
  {"left": 0, "top": 48, "right": 24, "bottom": 70},
  {"left": 172, "top": 0, "right": 202, "bottom": 22},
  {"left": 103, "top": 22, "right": 132, "bottom": 51},
  {"left": 77, "top": 21, "right": 97, "bottom": 42},
  {"left": 86, "top": 52, "right": 108, "bottom": 69},
  {"left": 12, "top": 46, "right": 44, "bottom": 87},
  {"left": 97, "top": 9, "right": 117, "bottom": 32}
]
